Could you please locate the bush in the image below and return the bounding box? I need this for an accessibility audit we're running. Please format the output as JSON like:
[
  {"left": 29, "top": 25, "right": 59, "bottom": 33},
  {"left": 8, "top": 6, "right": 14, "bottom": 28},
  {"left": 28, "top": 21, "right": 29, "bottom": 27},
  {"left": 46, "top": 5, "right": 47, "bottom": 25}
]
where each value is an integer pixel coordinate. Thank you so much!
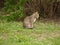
[{"left": 0, "top": 0, "right": 28, "bottom": 21}]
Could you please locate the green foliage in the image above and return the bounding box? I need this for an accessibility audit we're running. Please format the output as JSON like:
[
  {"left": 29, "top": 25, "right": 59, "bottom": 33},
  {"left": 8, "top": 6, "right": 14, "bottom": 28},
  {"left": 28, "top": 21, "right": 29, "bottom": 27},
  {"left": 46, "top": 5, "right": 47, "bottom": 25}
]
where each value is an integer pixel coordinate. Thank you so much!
[
  {"left": 0, "top": 10, "right": 24, "bottom": 21},
  {"left": 0, "top": 0, "right": 28, "bottom": 21},
  {"left": 2, "top": 0, "right": 28, "bottom": 12}
]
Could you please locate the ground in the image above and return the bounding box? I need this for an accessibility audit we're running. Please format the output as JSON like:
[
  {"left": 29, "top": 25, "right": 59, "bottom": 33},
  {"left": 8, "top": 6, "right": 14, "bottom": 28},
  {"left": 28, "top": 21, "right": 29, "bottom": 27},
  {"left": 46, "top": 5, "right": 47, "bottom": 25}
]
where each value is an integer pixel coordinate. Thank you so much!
[{"left": 0, "top": 21, "right": 60, "bottom": 45}]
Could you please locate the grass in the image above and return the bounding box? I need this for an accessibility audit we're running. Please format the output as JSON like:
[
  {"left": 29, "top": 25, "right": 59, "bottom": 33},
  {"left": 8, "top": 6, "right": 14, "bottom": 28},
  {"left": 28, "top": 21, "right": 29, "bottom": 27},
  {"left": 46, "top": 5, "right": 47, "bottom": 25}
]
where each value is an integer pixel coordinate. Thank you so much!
[{"left": 0, "top": 21, "right": 60, "bottom": 45}]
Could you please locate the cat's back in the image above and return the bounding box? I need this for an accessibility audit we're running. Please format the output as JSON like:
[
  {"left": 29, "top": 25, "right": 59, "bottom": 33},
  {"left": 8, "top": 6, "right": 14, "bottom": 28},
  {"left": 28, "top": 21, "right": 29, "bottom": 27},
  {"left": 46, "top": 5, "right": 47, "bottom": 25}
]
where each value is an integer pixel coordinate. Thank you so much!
[{"left": 24, "top": 16, "right": 31, "bottom": 23}]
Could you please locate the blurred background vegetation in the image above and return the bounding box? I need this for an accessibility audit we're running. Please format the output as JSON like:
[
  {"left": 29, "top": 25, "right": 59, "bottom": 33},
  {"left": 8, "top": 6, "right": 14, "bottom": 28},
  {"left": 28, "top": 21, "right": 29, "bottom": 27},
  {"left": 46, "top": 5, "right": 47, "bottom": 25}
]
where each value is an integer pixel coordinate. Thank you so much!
[
  {"left": 0, "top": 0, "right": 60, "bottom": 21},
  {"left": 0, "top": 0, "right": 28, "bottom": 21}
]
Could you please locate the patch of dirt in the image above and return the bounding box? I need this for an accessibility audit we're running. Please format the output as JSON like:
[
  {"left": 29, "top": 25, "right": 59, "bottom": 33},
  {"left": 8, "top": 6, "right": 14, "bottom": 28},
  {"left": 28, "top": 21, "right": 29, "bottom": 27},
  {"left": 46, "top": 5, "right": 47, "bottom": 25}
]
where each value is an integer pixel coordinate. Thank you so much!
[
  {"left": 28, "top": 30, "right": 60, "bottom": 41},
  {"left": 49, "top": 31, "right": 60, "bottom": 37},
  {"left": 0, "top": 33, "right": 8, "bottom": 39}
]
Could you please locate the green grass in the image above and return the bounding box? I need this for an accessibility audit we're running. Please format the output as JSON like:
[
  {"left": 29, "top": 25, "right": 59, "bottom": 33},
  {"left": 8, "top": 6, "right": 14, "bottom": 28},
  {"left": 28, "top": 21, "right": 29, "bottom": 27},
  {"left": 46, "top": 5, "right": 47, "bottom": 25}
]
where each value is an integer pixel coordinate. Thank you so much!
[{"left": 0, "top": 21, "right": 60, "bottom": 45}]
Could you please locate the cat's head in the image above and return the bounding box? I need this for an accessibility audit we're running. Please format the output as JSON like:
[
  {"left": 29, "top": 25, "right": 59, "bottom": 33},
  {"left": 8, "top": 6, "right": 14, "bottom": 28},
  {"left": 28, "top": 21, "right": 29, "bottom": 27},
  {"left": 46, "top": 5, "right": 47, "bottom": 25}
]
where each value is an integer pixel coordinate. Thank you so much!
[{"left": 33, "top": 11, "right": 39, "bottom": 19}]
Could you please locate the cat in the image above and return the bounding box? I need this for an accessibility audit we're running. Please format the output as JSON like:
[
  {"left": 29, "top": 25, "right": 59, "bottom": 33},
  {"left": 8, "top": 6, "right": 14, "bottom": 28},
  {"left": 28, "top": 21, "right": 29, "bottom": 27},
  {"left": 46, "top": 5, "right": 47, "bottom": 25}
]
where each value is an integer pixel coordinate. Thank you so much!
[{"left": 23, "top": 11, "right": 39, "bottom": 28}]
